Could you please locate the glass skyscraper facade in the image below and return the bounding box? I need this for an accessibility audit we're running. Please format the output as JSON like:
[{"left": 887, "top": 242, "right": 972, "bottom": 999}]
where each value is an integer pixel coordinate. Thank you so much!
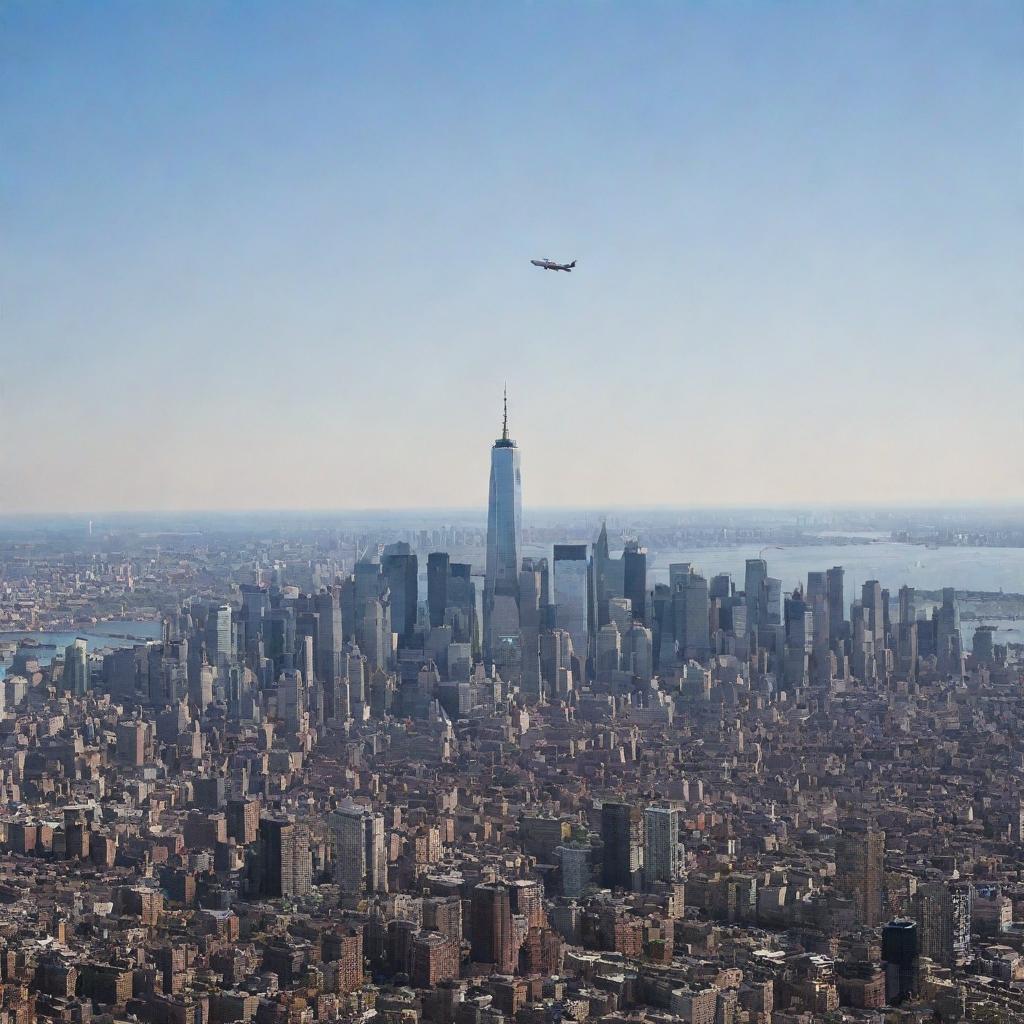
[
  {"left": 484, "top": 394, "right": 522, "bottom": 665},
  {"left": 553, "top": 543, "right": 590, "bottom": 669}
]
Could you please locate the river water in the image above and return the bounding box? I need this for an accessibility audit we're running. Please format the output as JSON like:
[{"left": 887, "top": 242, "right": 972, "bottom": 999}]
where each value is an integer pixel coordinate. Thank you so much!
[
  {"left": 647, "top": 541, "right": 1024, "bottom": 647},
  {"left": 0, "top": 620, "right": 162, "bottom": 667},
  {"left": 647, "top": 541, "right": 1024, "bottom": 595}
]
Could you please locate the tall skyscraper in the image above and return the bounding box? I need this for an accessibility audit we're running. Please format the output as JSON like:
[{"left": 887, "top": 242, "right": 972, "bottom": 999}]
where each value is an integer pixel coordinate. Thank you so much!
[
  {"left": 785, "top": 588, "right": 813, "bottom": 653},
  {"left": 256, "top": 814, "right": 311, "bottom": 899},
  {"left": 601, "top": 801, "right": 643, "bottom": 891},
  {"left": 882, "top": 919, "right": 918, "bottom": 1004},
  {"left": 263, "top": 606, "right": 296, "bottom": 675},
  {"left": 937, "top": 587, "right": 963, "bottom": 673},
  {"left": 519, "top": 562, "right": 544, "bottom": 702},
  {"left": 650, "top": 583, "right": 672, "bottom": 671},
  {"left": 674, "top": 569, "right": 710, "bottom": 662},
  {"left": 593, "top": 522, "right": 612, "bottom": 627},
  {"left": 783, "top": 586, "right": 813, "bottom": 687},
  {"left": 622, "top": 541, "right": 648, "bottom": 625},
  {"left": 806, "top": 571, "right": 831, "bottom": 683},
  {"left": 949, "top": 883, "right": 973, "bottom": 965},
  {"left": 762, "top": 576, "right": 782, "bottom": 626},
  {"left": 709, "top": 573, "right": 732, "bottom": 602},
  {"left": 382, "top": 542, "right": 418, "bottom": 642},
  {"left": 850, "top": 602, "right": 876, "bottom": 680},
  {"left": 357, "top": 596, "right": 391, "bottom": 671},
  {"left": 744, "top": 559, "right": 767, "bottom": 635},
  {"left": 330, "top": 805, "right": 387, "bottom": 896},
  {"left": 470, "top": 882, "right": 515, "bottom": 973},
  {"left": 446, "top": 562, "right": 477, "bottom": 645},
  {"left": 354, "top": 558, "right": 384, "bottom": 615},
  {"left": 626, "top": 622, "right": 654, "bottom": 682},
  {"left": 540, "top": 629, "right": 574, "bottom": 696},
  {"left": 427, "top": 552, "right": 450, "bottom": 629},
  {"left": 912, "top": 881, "right": 972, "bottom": 966},
  {"left": 483, "top": 390, "right": 522, "bottom": 666},
  {"left": 509, "top": 878, "right": 546, "bottom": 929},
  {"left": 63, "top": 638, "right": 90, "bottom": 696},
  {"left": 297, "top": 628, "right": 316, "bottom": 686},
  {"left": 973, "top": 624, "right": 996, "bottom": 662},
  {"left": 596, "top": 623, "right": 622, "bottom": 675},
  {"left": 314, "top": 586, "right": 343, "bottom": 683},
  {"left": 205, "top": 604, "right": 233, "bottom": 663},
  {"left": 644, "top": 805, "right": 681, "bottom": 887},
  {"left": 102, "top": 646, "right": 138, "bottom": 701},
  {"left": 277, "top": 670, "right": 306, "bottom": 732},
  {"left": 896, "top": 585, "right": 918, "bottom": 678},
  {"left": 861, "top": 580, "right": 885, "bottom": 646},
  {"left": 608, "top": 597, "right": 632, "bottom": 636},
  {"left": 835, "top": 823, "right": 885, "bottom": 926},
  {"left": 917, "top": 608, "right": 938, "bottom": 661},
  {"left": 240, "top": 583, "right": 270, "bottom": 643},
  {"left": 898, "top": 585, "right": 916, "bottom": 625},
  {"left": 553, "top": 544, "right": 591, "bottom": 672},
  {"left": 826, "top": 566, "right": 845, "bottom": 644},
  {"left": 806, "top": 572, "right": 827, "bottom": 628},
  {"left": 227, "top": 796, "right": 261, "bottom": 846},
  {"left": 557, "top": 844, "right": 591, "bottom": 898}
]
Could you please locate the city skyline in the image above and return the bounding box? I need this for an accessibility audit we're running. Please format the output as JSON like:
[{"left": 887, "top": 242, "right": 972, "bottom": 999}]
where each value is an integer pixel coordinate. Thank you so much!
[
  {"left": 2, "top": 386, "right": 1024, "bottom": 1019},
  {"left": 3, "top": 5, "right": 1024, "bottom": 1021},
  {"left": 3, "top": 1, "right": 1022, "bottom": 514}
]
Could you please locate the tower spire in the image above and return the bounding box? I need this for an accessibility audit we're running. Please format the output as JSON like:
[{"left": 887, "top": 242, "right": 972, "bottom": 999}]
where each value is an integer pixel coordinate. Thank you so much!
[{"left": 502, "top": 384, "right": 508, "bottom": 442}]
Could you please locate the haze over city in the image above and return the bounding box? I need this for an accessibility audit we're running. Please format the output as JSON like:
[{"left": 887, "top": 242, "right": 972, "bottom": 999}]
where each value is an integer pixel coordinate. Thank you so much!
[
  {"left": 3, "top": 1, "right": 1022, "bottom": 513},
  {"left": 6, "top": 4, "right": 1024, "bottom": 1022}
]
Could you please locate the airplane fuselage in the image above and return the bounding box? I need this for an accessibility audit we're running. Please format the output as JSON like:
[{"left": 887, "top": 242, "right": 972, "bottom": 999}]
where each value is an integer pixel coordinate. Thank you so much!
[{"left": 531, "top": 258, "right": 575, "bottom": 272}]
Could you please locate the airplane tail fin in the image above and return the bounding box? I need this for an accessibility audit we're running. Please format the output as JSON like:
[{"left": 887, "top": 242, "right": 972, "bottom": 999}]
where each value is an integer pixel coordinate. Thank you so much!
[{"left": 569, "top": 260, "right": 577, "bottom": 268}]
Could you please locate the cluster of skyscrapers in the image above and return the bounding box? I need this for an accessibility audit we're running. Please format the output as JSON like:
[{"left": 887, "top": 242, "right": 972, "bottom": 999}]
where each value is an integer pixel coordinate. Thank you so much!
[
  {"left": 1, "top": 401, "right": 1012, "bottom": 1023},
  {"left": 85, "top": 401, "right": 972, "bottom": 741},
  {"left": 478, "top": 401, "right": 969, "bottom": 703}
]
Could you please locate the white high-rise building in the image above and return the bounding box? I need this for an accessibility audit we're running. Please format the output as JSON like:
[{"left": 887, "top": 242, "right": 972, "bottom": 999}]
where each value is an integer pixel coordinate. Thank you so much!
[
  {"left": 206, "top": 603, "right": 233, "bottom": 663},
  {"left": 627, "top": 623, "right": 654, "bottom": 683},
  {"left": 644, "top": 805, "right": 682, "bottom": 887}
]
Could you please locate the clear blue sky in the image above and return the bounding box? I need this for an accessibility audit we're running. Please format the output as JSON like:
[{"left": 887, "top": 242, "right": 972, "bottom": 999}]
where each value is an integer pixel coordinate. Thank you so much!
[{"left": 2, "top": 1, "right": 1021, "bottom": 512}]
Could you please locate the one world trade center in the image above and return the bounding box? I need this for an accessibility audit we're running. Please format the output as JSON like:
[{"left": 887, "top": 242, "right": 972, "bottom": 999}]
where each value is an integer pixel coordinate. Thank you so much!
[{"left": 484, "top": 389, "right": 523, "bottom": 671}]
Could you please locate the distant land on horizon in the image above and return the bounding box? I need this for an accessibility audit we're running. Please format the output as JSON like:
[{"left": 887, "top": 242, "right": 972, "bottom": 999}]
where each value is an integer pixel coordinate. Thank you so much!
[{"left": 3, "top": 503, "right": 1024, "bottom": 524}]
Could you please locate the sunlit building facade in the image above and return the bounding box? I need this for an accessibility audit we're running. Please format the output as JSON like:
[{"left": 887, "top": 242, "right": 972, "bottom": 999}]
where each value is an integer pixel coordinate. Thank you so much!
[{"left": 484, "top": 392, "right": 523, "bottom": 667}]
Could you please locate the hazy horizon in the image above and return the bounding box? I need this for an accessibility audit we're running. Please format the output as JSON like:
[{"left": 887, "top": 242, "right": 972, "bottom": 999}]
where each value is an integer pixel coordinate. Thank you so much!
[
  {"left": 4, "top": 501, "right": 1024, "bottom": 524},
  {"left": 4, "top": 1, "right": 1022, "bottom": 513}
]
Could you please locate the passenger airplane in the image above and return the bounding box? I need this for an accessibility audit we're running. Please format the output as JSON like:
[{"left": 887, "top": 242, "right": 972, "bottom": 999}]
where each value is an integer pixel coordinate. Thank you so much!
[{"left": 530, "top": 258, "right": 576, "bottom": 272}]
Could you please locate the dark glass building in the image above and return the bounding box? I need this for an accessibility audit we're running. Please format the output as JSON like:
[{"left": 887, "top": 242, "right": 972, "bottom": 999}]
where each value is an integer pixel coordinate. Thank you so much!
[
  {"left": 882, "top": 918, "right": 918, "bottom": 1004},
  {"left": 427, "top": 551, "right": 450, "bottom": 629},
  {"left": 622, "top": 541, "right": 648, "bottom": 625},
  {"left": 601, "top": 801, "right": 643, "bottom": 891}
]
